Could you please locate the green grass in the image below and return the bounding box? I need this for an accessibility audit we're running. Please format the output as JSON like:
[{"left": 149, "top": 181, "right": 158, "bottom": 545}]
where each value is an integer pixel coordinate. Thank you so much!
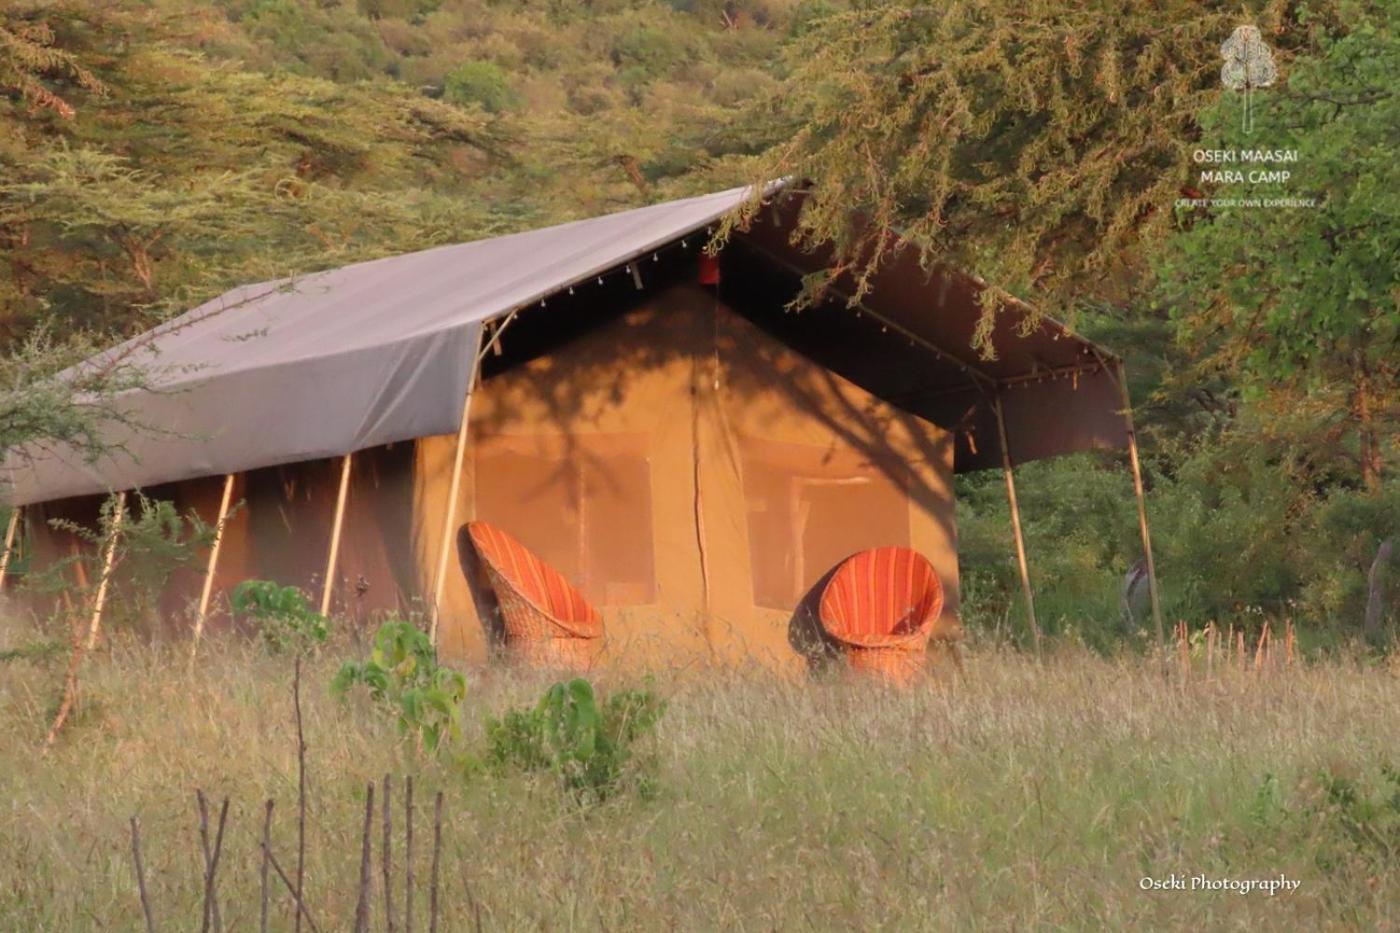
[{"left": 2, "top": 624, "right": 1399, "bottom": 930}]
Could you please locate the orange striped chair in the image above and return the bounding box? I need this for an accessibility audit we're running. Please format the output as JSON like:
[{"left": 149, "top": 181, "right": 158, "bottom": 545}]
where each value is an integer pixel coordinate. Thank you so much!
[
  {"left": 818, "top": 546, "right": 944, "bottom": 684},
  {"left": 464, "top": 521, "right": 604, "bottom": 671}
]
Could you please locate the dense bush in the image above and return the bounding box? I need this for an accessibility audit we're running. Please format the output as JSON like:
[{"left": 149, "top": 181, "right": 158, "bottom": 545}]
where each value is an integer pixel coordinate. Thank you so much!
[
  {"left": 230, "top": 580, "right": 329, "bottom": 654},
  {"left": 957, "top": 443, "right": 1399, "bottom": 652},
  {"left": 443, "top": 60, "right": 519, "bottom": 112},
  {"left": 484, "top": 678, "right": 666, "bottom": 802}
]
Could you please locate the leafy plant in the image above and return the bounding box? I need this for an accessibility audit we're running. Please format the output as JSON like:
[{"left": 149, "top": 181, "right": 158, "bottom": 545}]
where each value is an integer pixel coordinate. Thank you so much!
[
  {"left": 332, "top": 619, "right": 466, "bottom": 753},
  {"left": 230, "top": 580, "right": 328, "bottom": 655},
  {"left": 33, "top": 493, "right": 215, "bottom": 635},
  {"left": 484, "top": 678, "right": 665, "bottom": 803}
]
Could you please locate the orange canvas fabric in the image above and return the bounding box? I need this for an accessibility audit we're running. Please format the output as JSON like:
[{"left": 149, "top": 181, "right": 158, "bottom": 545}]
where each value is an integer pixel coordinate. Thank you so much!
[
  {"left": 465, "top": 521, "right": 602, "bottom": 637},
  {"left": 422, "top": 283, "right": 961, "bottom": 670},
  {"left": 818, "top": 546, "right": 944, "bottom": 649}
]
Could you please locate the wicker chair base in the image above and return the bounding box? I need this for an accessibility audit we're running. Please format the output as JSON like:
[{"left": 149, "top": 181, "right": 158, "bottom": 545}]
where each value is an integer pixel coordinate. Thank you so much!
[
  {"left": 845, "top": 644, "right": 927, "bottom": 685},
  {"left": 505, "top": 635, "right": 604, "bottom": 673}
]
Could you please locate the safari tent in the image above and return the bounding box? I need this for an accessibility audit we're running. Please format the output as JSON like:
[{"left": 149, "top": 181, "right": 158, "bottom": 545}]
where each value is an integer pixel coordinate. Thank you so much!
[{"left": 0, "top": 185, "right": 1160, "bottom": 672}]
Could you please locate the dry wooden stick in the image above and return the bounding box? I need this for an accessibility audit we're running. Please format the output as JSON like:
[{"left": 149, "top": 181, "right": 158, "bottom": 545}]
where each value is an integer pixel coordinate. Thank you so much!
[
  {"left": 1177, "top": 622, "right": 1189, "bottom": 684},
  {"left": 1236, "top": 630, "right": 1245, "bottom": 674},
  {"left": 1286, "top": 619, "right": 1296, "bottom": 668},
  {"left": 196, "top": 790, "right": 226, "bottom": 933},
  {"left": 293, "top": 656, "right": 308, "bottom": 933},
  {"left": 405, "top": 777, "right": 415, "bottom": 933},
  {"left": 130, "top": 816, "right": 156, "bottom": 933},
  {"left": 263, "top": 841, "right": 323, "bottom": 933},
  {"left": 42, "top": 623, "right": 86, "bottom": 750},
  {"left": 459, "top": 861, "right": 484, "bottom": 933},
  {"left": 206, "top": 796, "right": 229, "bottom": 933},
  {"left": 429, "top": 791, "right": 443, "bottom": 933},
  {"left": 354, "top": 783, "right": 375, "bottom": 933},
  {"left": 1254, "top": 621, "right": 1270, "bottom": 672},
  {"left": 383, "top": 774, "right": 396, "bottom": 933},
  {"left": 260, "top": 800, "right": 274, "bottom": 933}
]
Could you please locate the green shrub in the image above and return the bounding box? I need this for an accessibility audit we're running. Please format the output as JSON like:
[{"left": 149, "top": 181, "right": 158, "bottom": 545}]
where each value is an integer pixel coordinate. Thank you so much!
[
  {"left": 443, "top": 61, "right": 519, "bottom": 113},
  {"left": 38, "top": 494, "right": 215, "bottom": 634},
  {"left": 610, "top": 26, "right": 689, "bottom": 83},
  {"left": 230, "top": 579, "right": 329, "bottom": 655},
  {"left": 332, "top": 619, "right": 466, "bottom": 753},
  {"left": 484, "top": 678, "right": 665, "bottom": 803}
]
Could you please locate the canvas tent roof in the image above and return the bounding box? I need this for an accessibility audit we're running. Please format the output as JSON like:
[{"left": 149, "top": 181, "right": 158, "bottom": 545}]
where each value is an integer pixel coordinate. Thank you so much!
[{"left": 3, "top": 184, "right": 1127, "bottom": 507}]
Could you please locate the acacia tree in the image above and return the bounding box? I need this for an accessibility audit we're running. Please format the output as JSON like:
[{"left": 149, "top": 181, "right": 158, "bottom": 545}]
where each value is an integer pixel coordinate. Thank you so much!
[
  {"left": 1158, "top": 10, "right": 1397, "bottom": 493},
  {"left": 728, "top": 0, "right": 1350, "bottom": 346},
  {"left": 0, "top": 2, "right": 517, "bottom": 464}
]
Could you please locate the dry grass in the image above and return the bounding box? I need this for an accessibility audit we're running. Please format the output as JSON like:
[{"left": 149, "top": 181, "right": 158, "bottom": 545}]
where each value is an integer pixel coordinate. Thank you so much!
[{"left": 2, "top": 626, "right": 1399, "bottom": 931}]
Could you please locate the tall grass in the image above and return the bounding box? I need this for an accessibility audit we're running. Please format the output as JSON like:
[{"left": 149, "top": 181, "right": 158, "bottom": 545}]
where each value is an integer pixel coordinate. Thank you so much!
[{"left": 2, "top": 625, "right": 1399, "bottom": 930}]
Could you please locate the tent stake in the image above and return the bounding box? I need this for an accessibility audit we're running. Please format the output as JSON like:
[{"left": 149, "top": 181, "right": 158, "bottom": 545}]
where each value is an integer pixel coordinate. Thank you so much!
[
  {"left": 85, "top": 491, "right": 127, "bottom": 651},
  {"left": 0, "top": 506, "right": 20, "bottom": 590},
  {"left": 429, "top": 328, "right": 488, "bottom": 646},
  {"left": 993, "top": 395, "right": 1041, "bottom": 655},
  {"left": 319, "top": 454, "right": 354, "bottom": 618},
  {"left": 1116, "top": 362, "right": 1165, "bottom": 652},
  {"left": 192, "top": 474, "right": 237, "bottom": 652}
]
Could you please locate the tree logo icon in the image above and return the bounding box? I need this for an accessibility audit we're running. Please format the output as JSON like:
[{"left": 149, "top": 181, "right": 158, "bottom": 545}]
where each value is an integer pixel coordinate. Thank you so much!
[{"left": 1221, "top": 25, "right": 1278, "bottom": 133}]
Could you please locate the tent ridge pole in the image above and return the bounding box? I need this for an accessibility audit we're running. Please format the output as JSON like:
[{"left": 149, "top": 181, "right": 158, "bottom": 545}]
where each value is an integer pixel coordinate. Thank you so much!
[
  {"left": 429, "top": 327, "right": 489, "bottom": 647},
  {"left": 192, "top": 473, "right": 237, "bottom": 653},
  {"left": 1116, "top": 362, "right": 1165, "bottom": 651},
  {"left": 0, "top": 506, "right": 21, "bottom": 590},
  {"left": 86, "top": 491, "right": 127, "bottom": 651},
  {"left": 993, "top": 394, "right": 1042, "bottom": 655},
  {"left": 320, "top": 453, "right": 354, "bottom": 618}
]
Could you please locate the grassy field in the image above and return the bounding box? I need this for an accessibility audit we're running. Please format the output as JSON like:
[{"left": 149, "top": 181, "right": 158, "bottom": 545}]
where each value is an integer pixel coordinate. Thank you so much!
[{"left": 3, "top": 626, "right": 1399, "bottom": 931}]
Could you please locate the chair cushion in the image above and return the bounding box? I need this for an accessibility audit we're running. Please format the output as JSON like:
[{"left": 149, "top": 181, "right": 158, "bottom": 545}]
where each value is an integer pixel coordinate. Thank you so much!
[
  {"left": 818, "top": 546, "right": 943, "bottom": 648},
  {"left": 466, "top": 521, "right": 601, "bottom": 629}
]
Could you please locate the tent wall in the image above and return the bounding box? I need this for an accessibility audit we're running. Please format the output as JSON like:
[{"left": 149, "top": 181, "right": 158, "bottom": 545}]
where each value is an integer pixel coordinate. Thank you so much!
[
  {"left": 13, "top": 446, "right": 421, "bottom": 637},
  {"left": 423, "top": 282, "right": 960, "bottom": 672}
]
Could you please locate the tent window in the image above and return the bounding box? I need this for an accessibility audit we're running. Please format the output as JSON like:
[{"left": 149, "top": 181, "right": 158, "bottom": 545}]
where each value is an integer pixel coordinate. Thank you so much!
[
  {"left": 740, "top": 437, "right": 910, "bottom": 610},
  {"left": 473, "top": 435, "right": 655, "bottom": 606}
]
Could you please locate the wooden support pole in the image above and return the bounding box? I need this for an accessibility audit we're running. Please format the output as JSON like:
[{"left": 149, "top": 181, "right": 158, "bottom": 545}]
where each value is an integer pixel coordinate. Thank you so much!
[
  {"left": 85, "top": 491, "right": 127, "bottom": 651},
  {"left": 993, "top": 395, "right": 1041, "bottom": 654},
  {"left": 429, "top": 328, "right": 488, "bottom": 646},
  {"left": 1116, "top": 362, "right": 1166, "bottom": 652},
  {"left": 0, "top": 505, "right": 20, "bottom": 590},
  {"left": 192, "top": 474, "right": 237, "bottom": 651},
  {"left": 319, "top": 453, "right": 354, "bottom": 618}
]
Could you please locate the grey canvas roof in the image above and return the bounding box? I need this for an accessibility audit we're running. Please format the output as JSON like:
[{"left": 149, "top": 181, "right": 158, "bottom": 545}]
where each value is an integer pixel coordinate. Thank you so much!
[
  {"left": 3, "top": 184, "right": 1127, "bottom": 506},
  {"left": 3, "top": 187, "right": 757, "bottom": 506}
]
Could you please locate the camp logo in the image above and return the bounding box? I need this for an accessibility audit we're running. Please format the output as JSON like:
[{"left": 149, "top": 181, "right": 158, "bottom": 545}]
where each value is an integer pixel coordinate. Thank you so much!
[{"left": 1220, "top": 25, "right": 1277, "bottom": 133}]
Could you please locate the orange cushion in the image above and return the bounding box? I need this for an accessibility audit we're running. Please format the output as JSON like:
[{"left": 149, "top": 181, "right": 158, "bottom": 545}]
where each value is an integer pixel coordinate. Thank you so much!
[
  {"left": 466, "top": 521, "right": 600, "bottom": 627},
  {"left": 818, "top": 546, "right": 943, "bottom": 647}
]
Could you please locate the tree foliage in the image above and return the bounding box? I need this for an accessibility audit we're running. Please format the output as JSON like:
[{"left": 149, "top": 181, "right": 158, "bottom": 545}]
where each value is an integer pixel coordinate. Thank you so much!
[
  {"left": 730, "top": 1, "right": 1355, "bottom": 343},
  {"left": 1158, "top": 8, "right": 1398, "bottom": 491}
]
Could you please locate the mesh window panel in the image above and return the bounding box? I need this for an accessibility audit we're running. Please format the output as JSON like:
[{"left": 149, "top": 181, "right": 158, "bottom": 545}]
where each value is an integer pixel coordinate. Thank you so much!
[
  {"left": 740, "top": 437, "right": 910, "bottom": 610},
  {"left": 473, "top": 434, "right": 655, "bottom": 606}
]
